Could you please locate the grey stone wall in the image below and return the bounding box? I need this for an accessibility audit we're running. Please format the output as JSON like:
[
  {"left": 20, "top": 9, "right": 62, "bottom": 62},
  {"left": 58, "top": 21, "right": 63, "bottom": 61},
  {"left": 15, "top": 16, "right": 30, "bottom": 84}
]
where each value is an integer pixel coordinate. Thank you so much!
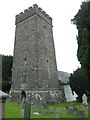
[{"left": 11, "top": 4, "right": 66, "bottom": 104}]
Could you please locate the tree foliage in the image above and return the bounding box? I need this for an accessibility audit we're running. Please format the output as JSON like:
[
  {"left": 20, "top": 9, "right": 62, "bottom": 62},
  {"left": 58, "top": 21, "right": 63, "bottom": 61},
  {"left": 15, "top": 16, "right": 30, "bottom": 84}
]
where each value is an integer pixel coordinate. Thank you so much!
[
  {"left": 70, "top": 1, "right": 90, "bottom": 101},
  {"left": 72, "top": 2, "right": 90, "bottom": 66},
  {"left": 2, "top": 55, "right": 13, "bottom": 92},
  {"left": 69, "top": 68, "right": 88, "bottom": 101}
]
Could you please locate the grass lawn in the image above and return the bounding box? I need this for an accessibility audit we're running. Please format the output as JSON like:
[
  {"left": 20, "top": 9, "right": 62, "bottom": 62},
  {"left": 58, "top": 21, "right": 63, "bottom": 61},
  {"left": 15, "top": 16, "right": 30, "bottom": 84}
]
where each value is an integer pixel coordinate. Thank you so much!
[
  {"left": 5, "top": 101, "right": 23, "bottom": 118},
  {"left": 5, "top": 101, "right": 89, "bottom": 118}
]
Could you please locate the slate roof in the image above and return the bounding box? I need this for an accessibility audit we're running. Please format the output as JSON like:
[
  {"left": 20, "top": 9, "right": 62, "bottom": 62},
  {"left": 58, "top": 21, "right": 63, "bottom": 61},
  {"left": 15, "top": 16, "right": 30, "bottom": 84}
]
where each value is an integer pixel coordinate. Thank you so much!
[{"left": 58, "top": 71, "right": 70, "bottom": 84}]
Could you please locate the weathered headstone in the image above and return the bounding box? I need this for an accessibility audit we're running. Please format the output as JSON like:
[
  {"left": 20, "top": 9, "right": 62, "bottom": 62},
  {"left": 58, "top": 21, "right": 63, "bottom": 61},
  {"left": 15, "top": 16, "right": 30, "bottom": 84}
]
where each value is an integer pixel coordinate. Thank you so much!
[
  {"left": 71, "top": 106, "right": 77, "bottom": 112},
  {"left": 20, "top": 97, "right": 25, "bottom": 109},
  {"left": 21, "top": 109, "right": 24, "bottom": 116},
  {"left": 24, "top": 100, "right": 31, "bottom": 118},
  {"left": 82, "top": 94, "right": 88, "bottom": 106},
  {"left": 55, "top": 114, "right": 61, "bottom": 119},
  {"left": 43, "top": 103, "right": 48, "bottom": 109},
  {"left": 34, "top": 105, "right": 41, "bottom": 114},
  {"left": 76, "top": 110, "right": 84, "bottom": 118},
  {"left": 50, "top": 106, "right": 54, "bottom": 112},
  {"left": 64, "top": 106, "right": 68, "bottom": 110},
  {"left": 56, "top": 107, "right": 61, "bottom": 113},
  {"left": 73, "top": 106, "right": 78, "bottom": 112},
  {"left": 67, "top": 107, "right": 74, "bottom": 115}
]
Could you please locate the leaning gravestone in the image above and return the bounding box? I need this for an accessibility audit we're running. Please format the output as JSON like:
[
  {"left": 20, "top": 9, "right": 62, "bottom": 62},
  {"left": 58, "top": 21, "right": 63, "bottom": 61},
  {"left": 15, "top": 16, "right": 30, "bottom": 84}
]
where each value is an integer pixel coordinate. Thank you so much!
[
  {"left": 20, "top": 97, "right": 25, "bottom": 109},
  {"left": 24, "top": 100, "right": 31, "bottom": 118},
  {"left": 76, "top": 110, "right": 84, "bottom": 118}
]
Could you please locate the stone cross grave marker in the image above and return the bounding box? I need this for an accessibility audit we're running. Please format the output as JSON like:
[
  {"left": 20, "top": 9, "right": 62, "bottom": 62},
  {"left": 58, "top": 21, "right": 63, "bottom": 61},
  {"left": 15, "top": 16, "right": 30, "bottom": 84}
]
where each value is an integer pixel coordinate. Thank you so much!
[{"left": 76, "top": 110, "right": 84, "bottom": 118}]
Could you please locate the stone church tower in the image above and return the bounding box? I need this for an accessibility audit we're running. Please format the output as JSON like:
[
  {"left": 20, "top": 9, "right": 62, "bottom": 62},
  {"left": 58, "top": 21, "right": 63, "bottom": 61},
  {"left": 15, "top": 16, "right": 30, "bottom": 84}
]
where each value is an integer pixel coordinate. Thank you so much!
[{"left": 10, "top": 4, "right": 65, "bottom": 104}]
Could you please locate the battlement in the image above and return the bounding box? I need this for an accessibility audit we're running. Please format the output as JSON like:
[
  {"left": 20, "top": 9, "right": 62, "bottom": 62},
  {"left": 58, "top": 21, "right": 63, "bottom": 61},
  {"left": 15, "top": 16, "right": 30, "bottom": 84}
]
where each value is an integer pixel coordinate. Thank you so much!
[{"left": 15, "top": 4, "right": 52, "bottom": 25}]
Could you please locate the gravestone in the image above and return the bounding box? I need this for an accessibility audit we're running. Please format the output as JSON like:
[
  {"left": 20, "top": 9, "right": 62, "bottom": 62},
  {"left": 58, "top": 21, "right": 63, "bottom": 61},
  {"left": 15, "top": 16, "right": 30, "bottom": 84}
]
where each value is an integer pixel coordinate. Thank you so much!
[
  {"left": 43, "top": 103, "right": 48, "bottom": 109},
  {"left": 64, "top": 106, "right": 68, "bottom": 110},
  {"left": 56, "top": 107, "right": 61, "bottom": 113},
  {"left": 71, "top": 106, "right": 77, "bottom": 112},
  {"left": 76, "top": 110, "right": 84, "bottom": 118},
  {"left": 50, "top": 106, "right": 54, "bottom": 112},
  {"left": 67, "top": 107, "right": 74, "bottom": 115},
  {"left": 73, "top": 106, "right": 78, "bottom": 112},
  {"left": 21, "top": 109, "right": 24, "bottom": 116},
  {"left": 20, "top": 97, "right": 25, "bottom": 109},
  {"left": 34, "top": 105, "right": 41, "bottom": 114},
  {"left": 82, "top": 94, "right": 88, "bottom": 106},
  {"left": 33, "top": 94, "right": 41, "bottom": 114},
  {"left": 55, "top": 114, "right": 61, "bottom": 119},
  {"left": 24, "top": 100, "right": 31, "bottom": 118}
]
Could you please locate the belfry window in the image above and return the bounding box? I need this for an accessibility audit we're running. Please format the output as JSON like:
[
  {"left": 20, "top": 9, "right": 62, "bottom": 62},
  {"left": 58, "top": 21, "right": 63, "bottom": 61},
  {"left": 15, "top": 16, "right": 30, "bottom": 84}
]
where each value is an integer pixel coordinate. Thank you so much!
[
  {"left": 21, "top": 75, "right": 27, "bottom": 83},
  {"left": 24, "top": 58, "right": 26, "bottom": 61},
  {"left": 47, "top": 59, "right": 48, "bottom": 63},
  {"left": 24, "top": 58, "right": 27, "bottom": 65}
]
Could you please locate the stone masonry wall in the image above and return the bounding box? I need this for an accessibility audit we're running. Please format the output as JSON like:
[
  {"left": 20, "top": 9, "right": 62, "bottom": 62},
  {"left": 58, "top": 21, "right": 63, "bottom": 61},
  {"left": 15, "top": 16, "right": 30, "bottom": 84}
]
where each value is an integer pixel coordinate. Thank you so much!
[{"left": 10, "top": 4, "right": 66, "bottom": 104}]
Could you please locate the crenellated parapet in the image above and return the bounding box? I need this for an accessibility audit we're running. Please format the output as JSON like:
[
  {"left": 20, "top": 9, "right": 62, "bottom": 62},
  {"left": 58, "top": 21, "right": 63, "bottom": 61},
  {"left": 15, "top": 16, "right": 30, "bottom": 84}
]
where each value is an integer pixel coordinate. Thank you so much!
[{"left": 15, "top": 4, "right": 52, "bottom": 25}]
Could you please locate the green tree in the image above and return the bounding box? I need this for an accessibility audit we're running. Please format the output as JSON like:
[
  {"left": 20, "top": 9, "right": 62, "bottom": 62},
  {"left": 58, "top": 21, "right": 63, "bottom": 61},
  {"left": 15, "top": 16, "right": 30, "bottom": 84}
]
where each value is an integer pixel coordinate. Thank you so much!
[
  {"left": 69, "top": 68, "right": 88, "bottom": 101},
  {"left": 70, "top": 1, "right": 90, "bottom": 101},
  {"left": 72, "top": 2, "right": 90, "bottom": 67},
  {"left": 2, "top": 55, "right": 13, "bottom": 93}
]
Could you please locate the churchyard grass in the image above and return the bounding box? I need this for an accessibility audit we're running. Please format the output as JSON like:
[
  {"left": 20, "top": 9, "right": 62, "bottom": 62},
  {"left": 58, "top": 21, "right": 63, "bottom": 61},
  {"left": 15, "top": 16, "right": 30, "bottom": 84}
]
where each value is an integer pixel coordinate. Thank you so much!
[
  {"left": 5, "top": 101, "right": 23, "bottom": 118},
  {"left": 5, "top": 101, "right": 89, "bottom": 118}
]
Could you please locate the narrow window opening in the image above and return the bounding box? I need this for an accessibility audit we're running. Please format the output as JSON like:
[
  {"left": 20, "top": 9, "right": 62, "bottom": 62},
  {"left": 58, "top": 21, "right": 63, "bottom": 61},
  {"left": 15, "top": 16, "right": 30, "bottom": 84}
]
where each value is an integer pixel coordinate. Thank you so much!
[
  {"left": 47, "top": 59, "right": 48, "bottom": 63},
  {"left": 24, "top": 58, "right": 26, "bottom": 61},
  {"left": 24, "top": 58, "right": 27, "bottom": 65}
]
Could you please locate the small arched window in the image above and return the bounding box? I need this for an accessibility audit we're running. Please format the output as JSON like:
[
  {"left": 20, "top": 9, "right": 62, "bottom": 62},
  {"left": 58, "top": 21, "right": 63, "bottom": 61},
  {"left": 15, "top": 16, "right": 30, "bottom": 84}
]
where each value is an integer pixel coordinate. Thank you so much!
[
  {"left": 47, "top": 59, "right": 48, "bottom": 63},
  {"left": 24, "top": 58, "right": 27, "bottom": 65}
]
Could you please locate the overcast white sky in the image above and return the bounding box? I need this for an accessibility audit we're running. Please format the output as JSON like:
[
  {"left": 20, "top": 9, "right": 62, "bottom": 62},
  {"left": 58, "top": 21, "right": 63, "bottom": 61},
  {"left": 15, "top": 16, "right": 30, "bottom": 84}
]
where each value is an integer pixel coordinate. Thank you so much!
[{"left": 0, "top": 0, "right": 85, "bottom": 73}]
